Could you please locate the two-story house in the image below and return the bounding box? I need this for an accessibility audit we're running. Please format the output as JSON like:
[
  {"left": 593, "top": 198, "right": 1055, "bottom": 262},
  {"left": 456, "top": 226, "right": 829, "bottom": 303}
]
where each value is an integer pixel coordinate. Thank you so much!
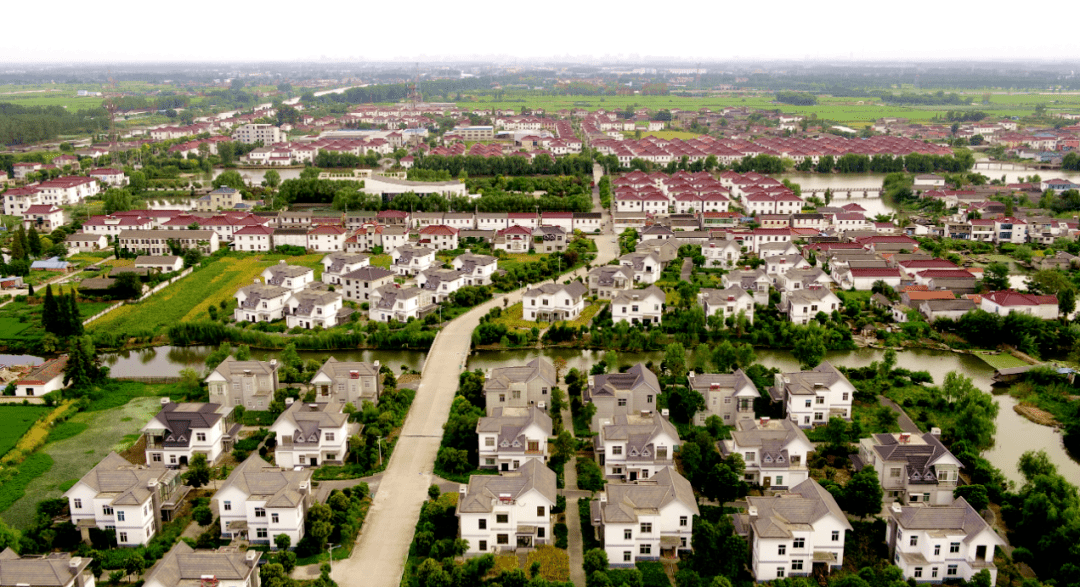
[
  {"left": 369, "top": 284, "right": 436, "bottom": 322},
  {"left": 886, "top": 499, "right": 1005, "bottom": 584},
  {"left": 698, "top": 286, "right": 755, "bottom": 325},
  {"left": 261, "top": 262, "right": 314, "bottom": 293},
  {"left": 416, "top": 268, "right": 466, "bottom": 303},
  {"left": 590, "top": 467, "right": 698, "bottom": 567},
  {"left": 720, "top": 417, "right": 814, "bottom": 491},
  {"left": 417, "top": 224, "right": 460, "bottom": 251},
  {"left": 391, "top": 245, "right": 436, "bottom": 276},
  {"left": 534, "top": 225, "right": 568, "bottom": 253},
  {"left": 482, "top": 358, "right": 557, "bottom": 415},
  {"left": 687, "top": 369, "right": 759, "bottom": 426},
  {"left": 782, "top": 287, "right": 842, "bottom": 325},
  {"left": 64, "top": 452, "right": 188, "bottom": 546},
  {"left": 216, "top": 454, "right": 313, "bottom": 545},
  {"left": 854, "top": 430, "right": 961, "bottom": 505},
  {"left": 588, "top": 265, "right": 635, "bottom": 299},
  {"left": 0, "top": 550, "right": 95, "bottom": 587},
  {"left": 522, "top": 282, "right": 588, "bottom": 321},
  {"left": 285, "top": 289, "right": 343, "bottom": 329},
  {"left": 611, "top": 286, "right": 665, "bottom": 325},
  {"left": 143, "top": 542, "right": 260, "bottom": 587},
  {"left": 584, "top": 364, "right": 661, "bottom": 431},
  {"left": 205, "top": 357, "right": 280, "bottom": 410},
  {"left": 309, "top": 357, "right": 383, "bottom": 406},
  {"left": 619, "top": 252, "right": 662, "bottom": 285},
  {"left": 340, "top": 266, "right": 394, "bottom": 301},
  {"left": 457, "top": 460, "right": 557, "bottom": 555},
  {"left": 595, "top": 412, "right": 680, "bottom": 481},
  {"left": 494, "top": 225, "right": 533, "bottom": 253},
  {"left": 142, "top": 401, "right": 239, "bottom": 466},
  {"left": 233, "top": 283, "right": 291, "bottom": 323},
  {"left": 452, "top": 253, "right": 498, "bottom": 286},
  {"left": 477, "top": 406, "right": 553, "bottom": 471},
  {"left": 702, "top": 238, "right": 742, "bottom": 269},
  {"left": 270, "top": 401, "right": 354, "bottom": 468},
  {"left": 735, "top": 478, "right": 852, "bottom": 581},
  {"left": 770, "top": 362, "right": 855, "bottom": 427},
  {"left": 320, "top": 252, "right": 370, "bottom": 286}
]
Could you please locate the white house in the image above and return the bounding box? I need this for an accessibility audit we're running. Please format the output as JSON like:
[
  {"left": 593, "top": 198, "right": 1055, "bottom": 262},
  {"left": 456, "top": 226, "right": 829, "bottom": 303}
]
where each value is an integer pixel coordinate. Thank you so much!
[
  {"left": 589, "top": 265, "right": 635, "bottom": 299},
  {"left": 340, "top": 266, "right": 395, "bottom": 301},
  {"left": 735, "top": 479, "right": 852, "bottom": 581},
  {"left": 205, "top": 357, "right": 280, "bottom": 410},
  {"left": 886, "top": 499, "right": 1005, "bottom": 585},
  {"left": 285, "top": 289, "right": 343, "bottom": 329},
  {"left": 261, "top": 262, "right": 314, "bottom": 293},
  {"left": 770, "top": 362, "right": 855, "bottom": 428},
  {"left": 142, "top": 401, "right": 237, "bottom": 466},
  {"left": 309, "top": 357, "right": 383, "bottom": 406},
  {"left": 22, "top": 205, "right": 65, "bottom": 233},
  {"left": 855, "top": 430, "right": 961, "bottom": 505},
  {"left": 698, "top": 286, "right": 755, "bottom": 325},
  {"left": 143, "top": 542, "right": 260, "bottom": 587},
  {"left": 782, "top": 287, "right": 842, "bottom": 325},
  {"left": 270, "top": 401, "right": 354, "bottom": 468},
  {"left": 720, "top": 417, "right": 814, "bottom": 491},
  {"left": 477, "top": 406, "right": 553, "bottom": 471},
  {"left": 233, "top": 283, "right": 291, "bottom": 323},
  {"left": 0, "top": 549, "right": 96, "bottom": 587},
  {"left": 65, "top": 233, "right": 109, "bottom": 253},
  {"left": 457, "top": 460, "right": 557, "bottom": 555},
  {"left": 15, "top": 356, "right": 68, "bottom": 397},
  {"left": 980, "top": 290, "right": 1058, "bottom": 319},
  {"left": 134, "top": 256, "right": 184, "bottom": 273},
  {"left": 619, "top": 252, "right": 662, "bottom": 285},
  {"left": 416, "top": 268, "right": 466, "bottom": 303},
  {"left": 595, "top": 412, "right": 680, "bottom": 481},
  {"left": 418, "top": 224, "right": 460, "bottom": 251},
  {"left": 320, "top": 252, "right": 370, "bottom": 286},
  {"left": 482, "top": 358, "right": 558, "bottom": 415},
  {"left": 233, "top": 225, "right": 275, "bottom": 251},
  {"left": 590, "top": 467, "right": 698, "bottom": 567},
  {"left": 687, "top": 370, "right": 759, "bottom": 426},
  {"left": 452, "top": 253, "right": 498, "bottom": 286},
  {"left": 369, "top": 284, "right": 435, "bottom": 322},
  {"left": 494, "top": 225, "right": 534, "bottom": 253},
  {"left": 391, "top": 245, "right": 436, "bottom": 276},
  {"left": 63, "top": 452, "right": 188, "bottom": 547},
  {"left": 215, "top": 454, "right": 312, "bottom": 545},
  {"left": 522, "top": 282, "right": 588, "bottom": 322},
  {"left": 611, "top": 285, "right": 665, "bottom": 325},
  {"left": 702, "top": 238, "right": 742, "bottom": 269}
]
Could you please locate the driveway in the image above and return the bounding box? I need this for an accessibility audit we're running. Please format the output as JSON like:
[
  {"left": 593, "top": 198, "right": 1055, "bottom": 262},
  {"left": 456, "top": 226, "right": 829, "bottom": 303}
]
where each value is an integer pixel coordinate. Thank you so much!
[{"left": 878, "top": 395, "right": 921, "bottom": 434}]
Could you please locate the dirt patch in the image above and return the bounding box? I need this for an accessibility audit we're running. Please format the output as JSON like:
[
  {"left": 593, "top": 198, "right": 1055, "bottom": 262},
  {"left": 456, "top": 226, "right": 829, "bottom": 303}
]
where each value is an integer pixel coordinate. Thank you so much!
[{"left": 1014, "top": 403, "right": 1058, "bottom": 427}]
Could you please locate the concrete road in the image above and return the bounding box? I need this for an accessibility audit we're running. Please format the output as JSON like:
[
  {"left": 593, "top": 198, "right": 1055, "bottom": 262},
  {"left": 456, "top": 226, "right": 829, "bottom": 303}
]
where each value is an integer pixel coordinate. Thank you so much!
[{"left": 341, "top": 241, "right": 618, "bottom": 587}]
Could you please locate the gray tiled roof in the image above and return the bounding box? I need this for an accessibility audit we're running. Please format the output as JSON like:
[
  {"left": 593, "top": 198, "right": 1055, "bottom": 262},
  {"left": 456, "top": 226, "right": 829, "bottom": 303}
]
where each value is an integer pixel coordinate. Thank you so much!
[
  {"left": 217, "top": 454, "right": 311, "bottom": 509},
  {"left": 341, "top": 266, "right": 394, "bottom": 282},
  {"left": 587, "top": 364, "right": 660, "bottom": 401},
  {"left": 477, "top": 407, "right": 553, "bottom": 448},
  {"left": 598, "top": 467, "right": 698, "bottom": 524},
  {"left": 522, "top": 281, "right": 587, "bottom": 300},
  {"left": 611, "top": 285, "right": 664, "bottom": 305},
  {"left": 0, "top": 549, "right": 94, "bottom": 587},
  {"left": 143, "top": 542, "right": 259, "bottom": 587},
  {"left": 743, "top": 478, "right": 852, "bottom": 539},
  {"left": 779, "top": 361, "right": 848, "bottom": 396},
  {"left": 890, "top": 498, "right": 1003, "bottom": 545},
  {"left": 484, "top": 358, "right": 557, "bottom": 393},
  {"left": 63, "top": 452, "right": 176, "bottom": 508},
  {"left": 458, "top": 460, "right": 557, "bottom": 514},
  {"left": 147, "top": 403, "right": 226, "bottom": 448},
  {"left": 589, "top": 265, "right": 633, "bottom": 287}
]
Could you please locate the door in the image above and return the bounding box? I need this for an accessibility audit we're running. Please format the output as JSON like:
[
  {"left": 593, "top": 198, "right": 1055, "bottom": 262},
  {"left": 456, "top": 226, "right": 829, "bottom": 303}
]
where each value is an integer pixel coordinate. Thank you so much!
[
  {"left": 629, "top": 471, "right": 637, "bottom": 481},
  {"left": 763, "top": 477, "right": 772, "bottom": 489},
  {"left": 501, "top": 463, "right": 509, "bottom": 472},
  {"left": 976, "top": 545, "right": 987, "bottom": 560},
  {"left": 310, "top": 457, "right": 317, "bottom": 467}
]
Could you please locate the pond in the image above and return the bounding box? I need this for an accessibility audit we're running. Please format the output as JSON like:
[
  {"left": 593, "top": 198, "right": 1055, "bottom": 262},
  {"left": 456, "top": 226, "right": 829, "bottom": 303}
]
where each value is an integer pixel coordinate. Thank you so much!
[{"left": 103, "top": 345, "right": 428, "bottom": 376}]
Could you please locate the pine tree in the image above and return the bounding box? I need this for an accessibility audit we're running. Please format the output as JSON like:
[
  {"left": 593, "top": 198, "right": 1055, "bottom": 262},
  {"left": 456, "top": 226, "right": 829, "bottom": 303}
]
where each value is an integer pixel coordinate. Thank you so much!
[
  {"left": 65, "top": 292, "right": 83, "bottom": 337},
  {"left": 27, "top": 226, "right": 41, "bottom": 257},
  {"left": 11, "top": 225, "right": 26, "bottom": 261},
  {"left": 42, "top": 285, "right": 58, "bottom": 335}
]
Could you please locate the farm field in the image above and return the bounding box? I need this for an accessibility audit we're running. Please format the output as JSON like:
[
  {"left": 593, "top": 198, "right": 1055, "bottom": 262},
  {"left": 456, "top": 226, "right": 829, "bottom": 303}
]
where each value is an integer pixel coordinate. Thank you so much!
[
  {"left": 0, "top": 406, "right": 50, "bottom": 458},
  {"left": 0, "top": 299, "right": 118, "bottom": 345},
  {"left": 976, "top": 352, "right": 1031, "bottom": 371},
  {"left": 1, "top": 396, "right": 163, "bottom": 527},
  {"left": 88, "top": 252, "right": 324, "bottom": 335}
]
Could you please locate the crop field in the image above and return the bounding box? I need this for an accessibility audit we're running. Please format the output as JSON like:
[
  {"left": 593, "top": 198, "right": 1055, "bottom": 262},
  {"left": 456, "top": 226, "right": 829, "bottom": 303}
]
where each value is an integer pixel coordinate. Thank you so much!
[
  {"left": 88, "top": 252, "right": 324, "bottom": 335},
  {"left": 976, "top": 352, "right": 1030, "bottom": 371},
  {"left": 0, "top": 407, "right": 50, "bottom": 458},
  {"left": 1, "top": 396, "right": 162, "bottom": 526},
  {"left": 0, "top": 299, "right": 118, "bottom": 344}
]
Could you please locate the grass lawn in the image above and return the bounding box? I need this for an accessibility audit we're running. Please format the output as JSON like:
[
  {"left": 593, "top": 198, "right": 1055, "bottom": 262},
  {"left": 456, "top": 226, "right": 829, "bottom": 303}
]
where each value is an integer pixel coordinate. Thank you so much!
[
  {"left": 89, "top": 252, "right": 324, "bottom": 335},
  {"left": 494, "top": 302, "right": 602, "bottom": 330},
  {"left": 370, "top": 254, "right": 391, "bottom": 269},
  {"left": 975, "top": 352, "right": 1031, "bottom": 370},
  {"left": 0, "top": 406, "right": 51, "bottom": 458},
  {"left": 0, "top": 396, "right": 164, "bottom": 527}
]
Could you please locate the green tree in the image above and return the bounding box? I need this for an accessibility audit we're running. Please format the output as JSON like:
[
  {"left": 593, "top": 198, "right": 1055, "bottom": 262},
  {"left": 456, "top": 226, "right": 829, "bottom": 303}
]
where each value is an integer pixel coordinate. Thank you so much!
[
  {"left": 213, "top": 170, "right": 246, "bottom": 190},
  {"left": 63, "top": 336, "right": 103, "bottom": 387},
  {"left": 275, "top": 533, "right": 291, "bottom": 551},
  {"left": 583, "top": 548, "right": 608, "bottom": 575},
  {"left": 27, "top": 226, "right": 42, "bottom": 257},
  {"left": 792, "top": 324, "right": 827, "bottom": 369},
  {"left": 264, "top": 169, "right": 282, "bottom": 190},
  {"left": 192, "top": 505, "right": 213, "bottom": 526},
  {"left": 1059, "top": 287, "right": 1076, "bottom": 319},
  {"left": 184, "top": 453, "right": 212, "bottom": 487},
  {"left": 1018, "top": 449, "right": 1057, "bottom": 481},
  {"left": 982, "top": 262, "right": 1009, "bottom": 291},
  {"left": 235, "top": 344, "right": 251, "bottom": 361},
  {"left": 306, "top": 503, "right": 334, "bottom": 550},
  {"left": 41, "top": 284, "right": 59, "bottom": 336},
  {"left": 954, "top": 484, "right": 989, "bottom": 512},
  {"left": 11, "top": 225, "right": 26, "bottom": 261},
  {"left": 843, "top": 467, "right": 884, "bottom": 517},
  {"left": 664, "top": 343, "right": 688, "bottom": 379}
]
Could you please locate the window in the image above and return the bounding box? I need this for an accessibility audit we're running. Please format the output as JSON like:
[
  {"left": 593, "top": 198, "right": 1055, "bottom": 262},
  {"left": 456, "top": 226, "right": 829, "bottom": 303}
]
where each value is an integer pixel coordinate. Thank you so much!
[
  {"left": 103, "top": 506, "right": 114, "bottom": 516},
  {"left": 776, "top": 568, "right": 785, "bottom": 578},
  {"left": 932, "top": 568, "right": 939, "bottom": 578},
  {"left": 949, "top": 542, "right": 960, "bottom": 553},
  {"left": 170, "top": 455, "right": 177, "bottom": 464},
  {"left": 255, "top": 508, "right": 266, "bottom": 518},
  {"left": 256, "top": 528, "right": 268, "bottom": 539},
  {"left": 624, "top": 529, "right": 632, "bottom": 540},
  {"left": 496, "top": 514, "right": 509, "bottom": 524},
  {"left": 617, "top": 398, "right": 627, "bottom": 407},
  {"left": 910, "top": 535, "right": 918, "bottom": 547},
  {"left": 479, "top": 519, "right": 487, "bottom": 529},
  {"left": 914, "top": 568, "right": 923, "bottom": 578},
  {"left": 639, "top": 544, "right": 651, "bottom": 555},
  {"left": 842, "top": 392, "right": 849, "bottom": 401},
  {"left": 537, "top": 527, "right": 545, "bottom": 538},
  {"left": 272, "top": 513, "right": 279, "bottom": 524},
  {"left": 680, "top": 516, "right": 688, "bottom": 527},
  {"left": 624, "top": 551, "right": 632, "bottom": 562},
  {"left": 537, "top": 506, "right": 545, "bottom": 517},
  {"left": 791, "top": 560, "right": 803, "bottom": 571},
  {"left": 890, "top": 468, "right": 902, "bottom": 478},
  {"left": 224, "top": 501, "right": 232, "bottom": 511},
  {"left": 805, "top": 400, "right": 812, "bottom": 408},
  {"left": 119, "top": 532, "right": 128, "bottom": 543},
  {"left": 326, "top": 433, "right": 335, "bottom": 442},
  {"left": 647, "top": 395, "right": 653, "bottom": 404},
  {"left": 144, "top": 505, "right": 149, "bottom": 516},
  {"left": 73, "top": 499, "right": 82, "bottom": 509},
  {"left": 499, "top": 394, "right": 506, "bottom": 403},
  {"left": 744, "top": 452, "right": 755, "bottom": 462},
  {"left": 792, "top": 538, "right": 804, "bottom": 549},
  {"left": 152, "top": 453, "right": 162, "bottom": 463},
  {"left": 612, "top": 446, "right": 623, "bottom": 455},
  {"left": 196, "top": 432, "right": 206, "bottom": 442},
  {"left": 934, "top": 544, "right": 941, "bottom": 556},
  {"left": 947, "top": 565, "right": 958, "bottom": 576},
  {"left": 640, "top": 523, "right": 652, "bottom": 534},
  {"left": 831, "top": 531, "right": 840, "bottom": 542},
  {"left": 497, "top": 534, "right": 509, "bottom": 545},
  {"left": 479, "top": 540, "right": 487, "bottom": 551},
  {"left": 815, "top": 396, "right": 825, "bottom": 405},
  {"left": 778, "top": 544, "right": 787, "bottom": 555}
]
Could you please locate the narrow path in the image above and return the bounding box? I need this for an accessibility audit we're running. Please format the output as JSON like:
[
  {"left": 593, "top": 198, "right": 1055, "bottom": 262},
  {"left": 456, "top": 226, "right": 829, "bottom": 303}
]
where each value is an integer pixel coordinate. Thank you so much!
[
  {"left": 559, "top": 403, "right": 586, "bottom": 587},
  {"left": 878, "top": 395, "right": 921, "bottom": 434}
]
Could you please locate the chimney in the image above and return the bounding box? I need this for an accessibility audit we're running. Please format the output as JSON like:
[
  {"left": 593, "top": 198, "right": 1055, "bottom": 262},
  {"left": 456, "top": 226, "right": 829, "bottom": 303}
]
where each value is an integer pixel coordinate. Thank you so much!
[
  {"left": 459, "top": 484, "right": 467, "bottom": 497},
  {"left": 374, "top": 360, "right": 380, "bottom": 369},
  {"left": 891, "top": 502, "right": 903, "bottom": 514},
  {"left": 245, "top": 550, "right": 259, "bottom": 567},
  {"left": 285, "top": 398, "right": 294, "bottom": 406},
  {"left": 269, "top": 359, "right": 277, "bottom": 367},
  {"left": 279, "top": 260, "right": 286, "bottom": 265},
  {"left": 69, "top": 558, "right": 82, "bottom": 569},
  {"left": 930, "top": 427, "right": 941, "bottom": 437},
  {"left": 661, "top": 409, "right": 669, "bottom": 418},
  {"left": 747, "top": 506, "right": 758, "bottom": 518},
  {"left": 160, "top": 397, "right": 170, "bottom": 405},
  {"left": 308, "top": 404, "right": 319, "bottom": 411},
  {"left": 899, "top": 433, "right": 910, "bottom": 444}
]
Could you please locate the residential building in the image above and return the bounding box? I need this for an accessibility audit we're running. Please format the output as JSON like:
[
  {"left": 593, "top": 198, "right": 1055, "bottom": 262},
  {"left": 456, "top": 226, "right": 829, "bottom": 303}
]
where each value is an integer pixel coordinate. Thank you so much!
[
  {"left": 782, "top": 287, "right": 842, "bottom": 325},
  {"left": 233, "top": 225, "right": 274, "bottom": 251},
  {"left": 521, "top": 282, "right": 588, "bottom": 321},
  {"left": 584, "top": 364, "right": 662, "bottom": 430},
  {"left": 142, "top": 542, "right": 260, "bottom": 587},
  {"left": 232, "top": 123, "right": 284, "bottom": 145},
  {"left": 611, "top": 286, "right": 665, "bottom": 325},
  {"left": 735, "top": 479, "right": 852, "bottom": 581},
  {"left": 15, "top": 356, "right": 68, "bottom": 397},
  {"left": 65, "top": 233, "right": 108, "bottom": 253},
  {"left": 854, "top": 431, "right": 961, "bottom": 505},
  {"left": 702, "top": 238, "right": 742, "bottom": 269},
  {"left": 216, "top": 454, "right": 312, "bottom": 544},
  {"left": 134, "top": 256, "right": 183, "bottom": 273},
  {"left": 233, "top": 283, "right": 291, "bottom": 322},
  {"left": 205, "top": 357, "right": 280, "bottom": 410},
  {"left": 196, "top": 187, "right": 243, "bottom": 211},
  {"left": 452, "top": 253, "right": 498, "bottom": 286},
  {"left": 142, "top": 401, "right": 238, "bottom": 466},
  {"left": 457, "top": 460, "right": 557, "bottom": 555},
  {"left": 22, "top": 205, "right": 64, "bottom": 232},
  {"left": 590, "top": 467, "right": 698, "bottom": 566},
  {"left": 534, "top": 225, "right": 568, "bottom": 253},
  {"left": 390, "top": 245, "right": 436, "bottom": 276},
  {"left": 320, "top": 252, "right": 370, "bottom": 286},
  {"left": 619, "top": 252, "right": 662, "bottom": 285},
  {"left": 64, "top": 452, "right": 188, "bottom": 546},
  {"left": 271, "top": 401, "right": 354, "bottom": 468},
  {"left": 588, "top": 265, "right": 635, "bottom": 299},
  {"left": 417, "top": 224, "right": 460, "bottom": 251},
  {"left": 885, "top": 499, "right": 1005, "bottom": 584},
  {"left": 483, "top": 358, "right": 557, "bottom": 415},
  {"left": 369, "top": 284, "right": 436, "bottom": 322},
  {"left": 309, "top": 357, "right": 383, "bottom": 406},
  {"left": 261, "top": 262, "right": 314, "bottom": 293},
  {"left": 698, "top": 286, "right": 755, "bottom": 325},
  {"left": 595, "top": 412, "right": 680, "bottom": 480},
  {"left": 687, "top": 369, "right": 759, "bottom": 426},
  {"left": 770, "top": 362, "right": 855, "bottom": 427},
  {"left": 477, "top": 406, "right": 553, "bottom": 471},
  {"left": 980, "top": 290, "right": 1059, "bottom": 319},
  {"left": 340, "top": 266, "right": 394, "bottom": 301},
  {"left": 117, "top": 229, "right": 220, "bottom": 256},
  {"left": 720, "top": 418, "right": 813, "bottom": 490},
  {"left": 285, "top": 289, "right": 343, "bottom": 329},
  {"left": 416, "top": 268, "right": 466, "bottom": 303},
  {"left": 494, "top": 225, "right": 533, "bottom": 253},
  {"left": 0, "top": 549, "right": 95, "bottom": 587}
]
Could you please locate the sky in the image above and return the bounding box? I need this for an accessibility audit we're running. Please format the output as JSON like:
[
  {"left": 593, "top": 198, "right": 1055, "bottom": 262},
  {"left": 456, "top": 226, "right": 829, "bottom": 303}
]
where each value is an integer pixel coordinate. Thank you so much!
[{"left": 4, "top": 0, "right": 1079, "bottom": 65}]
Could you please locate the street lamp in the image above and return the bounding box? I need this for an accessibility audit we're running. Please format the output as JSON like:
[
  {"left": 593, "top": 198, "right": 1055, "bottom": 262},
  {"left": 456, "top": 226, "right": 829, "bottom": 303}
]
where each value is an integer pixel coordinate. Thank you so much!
[
  {"left": 377, "top": 437, "right": 384, "bottom": 467},
  {"left": 327, "top": 544, "right": 339, "bottom": 581}
]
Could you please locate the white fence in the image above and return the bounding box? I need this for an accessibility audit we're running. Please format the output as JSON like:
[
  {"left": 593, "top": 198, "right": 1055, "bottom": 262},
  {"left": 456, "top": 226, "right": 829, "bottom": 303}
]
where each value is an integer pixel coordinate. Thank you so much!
[
  {"left": 79, "top": 266, "right": 195, "bottom": 325},
  {"left": 82, "top": 302, "right": 124, "bottom": 326}
]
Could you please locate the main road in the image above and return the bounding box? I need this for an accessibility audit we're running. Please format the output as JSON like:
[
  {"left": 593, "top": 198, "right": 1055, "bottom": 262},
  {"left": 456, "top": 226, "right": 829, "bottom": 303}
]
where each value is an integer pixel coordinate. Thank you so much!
[{"left": 341, "top": 171, "right": 616, "bottom": 587}]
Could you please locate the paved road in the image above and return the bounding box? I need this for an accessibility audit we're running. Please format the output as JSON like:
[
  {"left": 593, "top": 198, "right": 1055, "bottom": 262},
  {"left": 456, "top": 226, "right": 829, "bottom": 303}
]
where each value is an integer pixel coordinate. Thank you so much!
[{"left": 342, "top": 212, "right": 617, "bottom": 586}]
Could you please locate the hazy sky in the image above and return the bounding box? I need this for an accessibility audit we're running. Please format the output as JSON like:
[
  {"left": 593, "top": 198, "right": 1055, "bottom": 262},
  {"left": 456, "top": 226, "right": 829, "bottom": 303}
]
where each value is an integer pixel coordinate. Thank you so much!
[{"left": 5, "top": 0, "right": 1079, "bottom": 64}]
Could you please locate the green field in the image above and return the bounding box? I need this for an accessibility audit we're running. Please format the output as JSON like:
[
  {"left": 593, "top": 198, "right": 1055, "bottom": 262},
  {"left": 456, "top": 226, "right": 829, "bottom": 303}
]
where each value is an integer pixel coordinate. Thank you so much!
[
  {"left": 0, "top": 406, "right": 50, "bottom": 458},
  {"left": 0, "top": 299, "right": 117, "bottom": 345},
  {"left": 976, "top": 352, "right": 1031, "bottom": 370}
]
